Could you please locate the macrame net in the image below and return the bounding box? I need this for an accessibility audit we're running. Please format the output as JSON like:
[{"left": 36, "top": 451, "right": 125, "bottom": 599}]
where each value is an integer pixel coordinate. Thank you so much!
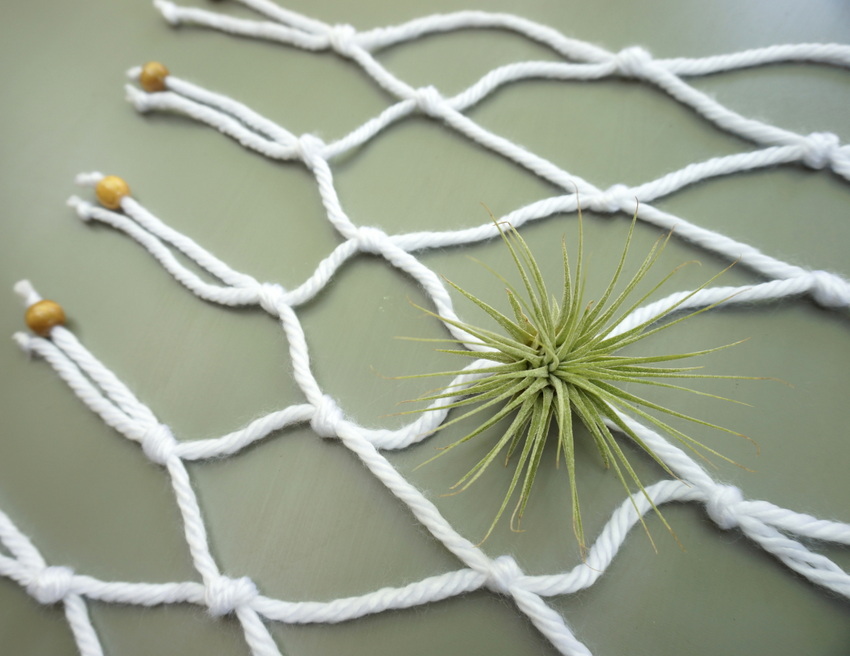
[{"left": 3, "top": 1, "right": 850, "bottom": 654}]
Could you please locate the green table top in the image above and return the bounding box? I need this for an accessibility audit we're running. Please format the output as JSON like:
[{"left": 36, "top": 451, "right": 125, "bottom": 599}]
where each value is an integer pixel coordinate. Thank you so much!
[{"left": 1, "top": 1, "right": 848, "bottom": 655}]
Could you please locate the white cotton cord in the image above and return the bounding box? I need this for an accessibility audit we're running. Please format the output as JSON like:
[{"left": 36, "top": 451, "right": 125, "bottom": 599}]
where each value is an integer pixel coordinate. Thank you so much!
[
  {"left": 255, "top": 569, "right": 485, "bottom": 624},
  {"left": 332, "top": 421, "right": 590, "bottom": 656},
  {"left": 610, "top": 275, "right": 850, "bottom": 339},
  {"left": 738, "top": 501, "right": 850, "bottom": 545},
  {"left": 278, "top": 240, "right": 360, "bottom": 306},
  {"left": 69, "top": 197, "right": 260, "bottom": 307},
  {"left": 235, "top": 606, "right": 282, "bottom": 656},
  {"left": 153, "top": 1, "right": 330, "bottom": 51},
  {"left": 74, "top": 171, "right": 104, "bottom": 188},
  {"left": 165, "top": 458, "right": 220, "bottom": 582},
  {"left": 15, "top": 276, "right": 154, "bottom": 424},
  {"left": 162, "top": 76, "right": 296, "bottom": 145},
  {"left": 70, "top": 575, "right": 204, "bottom": 606},
  {"left": 13, "top": 279, "right": 42, "bottom": 307},
  {"left": 0, "top": 509, "right": 47, "bottom": 571},
  {"left": 447, "top": 60, "right": 613, "bottom": 110},
  {"left": 298, "top": 152, "right": 358, "bottom": 237},
  {"left": 412, "top": 91, "right": 584, "bottom": 192},
  {"left": 120, "top": 197, "right": 258, "bottom": 289},
  {"left": 63, "top": 595, "right": 105, "bottom": 656},
  {"left": 321, "top": 99, "right": 418, "bottom": 160},
  {"left": 275, "top": 302, "right": 323, "bottom": 407},
  {"left": 659, "top": 43, "right": 850, "bottom": 76},
  {"left": 734, "top": 515, "right": 850, "bottom": 598},
  {"left": 511, "top": 586, "right": 592, "bottom": 656},
  {"left": 627, "top": 146, "right": 806, "bottom": 202},
  {"left": 50, "top": 326, "right": 157, "bottom": 425},
  {"left": 126, "top": 86, "right": 296, "bottom": 160},
  {"left": 355, "top": 10, "right": 611, "bottom": 62},
  {"left": 176, "top": 404, "right": 315, "bottom": 460},
  {"left": 153, "top": 1, "right": 850, "bottom": 188},
  {"left": 15, "top": 333, "right": 140, "bottom": 438},
  {"left": 9, "top": 4, "right": 850, "bottom": 655},
  {"left": 231, "top": 0, "right": 330, "bottom": 35},
  {"left": 335, "top": 422, "right": 492, "bottom": 571}
]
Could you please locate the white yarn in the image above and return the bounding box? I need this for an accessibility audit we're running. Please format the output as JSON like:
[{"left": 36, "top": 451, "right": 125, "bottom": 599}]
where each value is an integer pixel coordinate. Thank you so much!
[{"left": 5, "top": 3, "right": 850, "bottom": 656}]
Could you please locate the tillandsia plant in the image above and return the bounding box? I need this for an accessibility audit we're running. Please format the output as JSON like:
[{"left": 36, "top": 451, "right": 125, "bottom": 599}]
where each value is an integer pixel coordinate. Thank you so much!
[{"left": 402, "top": 206, "right": 757, "bottom": 554}]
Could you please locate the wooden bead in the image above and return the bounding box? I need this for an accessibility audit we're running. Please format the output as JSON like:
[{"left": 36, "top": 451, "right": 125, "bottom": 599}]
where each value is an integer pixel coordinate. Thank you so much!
[
  {"left": 95, "top": 175, "right": 131, "bottom": 210},
  {"left": 139, "top": 61, "right": 169, "bottom": 93},
  {"left": 25, "top": 300, "right": 66, "bottom": 336}
]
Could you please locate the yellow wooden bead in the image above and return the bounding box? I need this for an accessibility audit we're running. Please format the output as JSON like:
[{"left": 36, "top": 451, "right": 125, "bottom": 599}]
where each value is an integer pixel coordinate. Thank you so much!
[
  {"left": 25, "top": 300, "right": 66, "bottom": 337},
  {"left": 139, "top": 61, "right": 170, "bottom": 92},
  {"left": 95, "top": 175, "right": 131, "bottom": 210}
]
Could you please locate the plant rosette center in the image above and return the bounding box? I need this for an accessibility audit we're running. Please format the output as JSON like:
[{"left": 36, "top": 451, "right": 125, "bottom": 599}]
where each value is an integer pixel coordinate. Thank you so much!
[{"left": 403, "top": 209, "right": 758, "bottom": 554}]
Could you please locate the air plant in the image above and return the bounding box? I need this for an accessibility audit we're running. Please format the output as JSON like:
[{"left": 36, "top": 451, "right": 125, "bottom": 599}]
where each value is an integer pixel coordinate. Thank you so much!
[{"left": 404, "top": 206, "right": 755, "bottom": 554}]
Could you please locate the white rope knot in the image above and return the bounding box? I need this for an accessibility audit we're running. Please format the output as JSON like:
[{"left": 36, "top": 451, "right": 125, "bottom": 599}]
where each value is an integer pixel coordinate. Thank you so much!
[
  {"left": 27, "top": 565, "right": 75, "bottom": 605},
  {"left": 800, "top": 132, "right": 841, "bottom": 170},
  {"left": 412, "top": 86, "right": 446, "bottom": 118},
  {"left": 355, "top": 226, "right": 390, "bottom": 254},
  {"left": 806, "top": 270, "right": 850, "bottom": 308},
  {"left": 140, "top": 423, "right": 178, "bottom": 465},
  {"left": 326, "top": 23, "right": 358, "bottom": 57},
  {"left": 310, "top": 394, "right": 344, "bottom": 438},
  {"left": 257, "top": 282, "right": 287, "bottom": 315},
  {"left": 205, "top": 575, "right": 258, "bottom": 617},
  {"left": 705, "top": 484, "right": 744, "bottom": 530},
  {"left": 483, "top": 555, "right": 524, "bottom": 595},
  {"left": 294, "top": 134, "right": 326, "bottom": 164},
  {"left": 613, "top": 46, "right": 654, "bottom": 79},
  {"left": 586, "top": 184, "right": 633, "bottom": 213}
]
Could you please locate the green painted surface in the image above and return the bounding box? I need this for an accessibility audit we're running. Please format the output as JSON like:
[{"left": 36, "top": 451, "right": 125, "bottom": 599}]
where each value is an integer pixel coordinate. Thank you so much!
[{"left": 1, "top": 1, "right": 848, "bottom": 655}]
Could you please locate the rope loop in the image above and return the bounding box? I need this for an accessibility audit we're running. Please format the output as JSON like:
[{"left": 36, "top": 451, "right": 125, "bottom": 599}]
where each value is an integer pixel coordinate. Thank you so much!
[{"left": 205, "top": 575, "right": 258, "bottom": 616}]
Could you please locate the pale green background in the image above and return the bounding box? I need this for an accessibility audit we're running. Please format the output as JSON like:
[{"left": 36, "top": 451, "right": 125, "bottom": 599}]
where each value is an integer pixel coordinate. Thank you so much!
[{"left": 1, "top": 1, "right": 849, "bottom": 655}]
